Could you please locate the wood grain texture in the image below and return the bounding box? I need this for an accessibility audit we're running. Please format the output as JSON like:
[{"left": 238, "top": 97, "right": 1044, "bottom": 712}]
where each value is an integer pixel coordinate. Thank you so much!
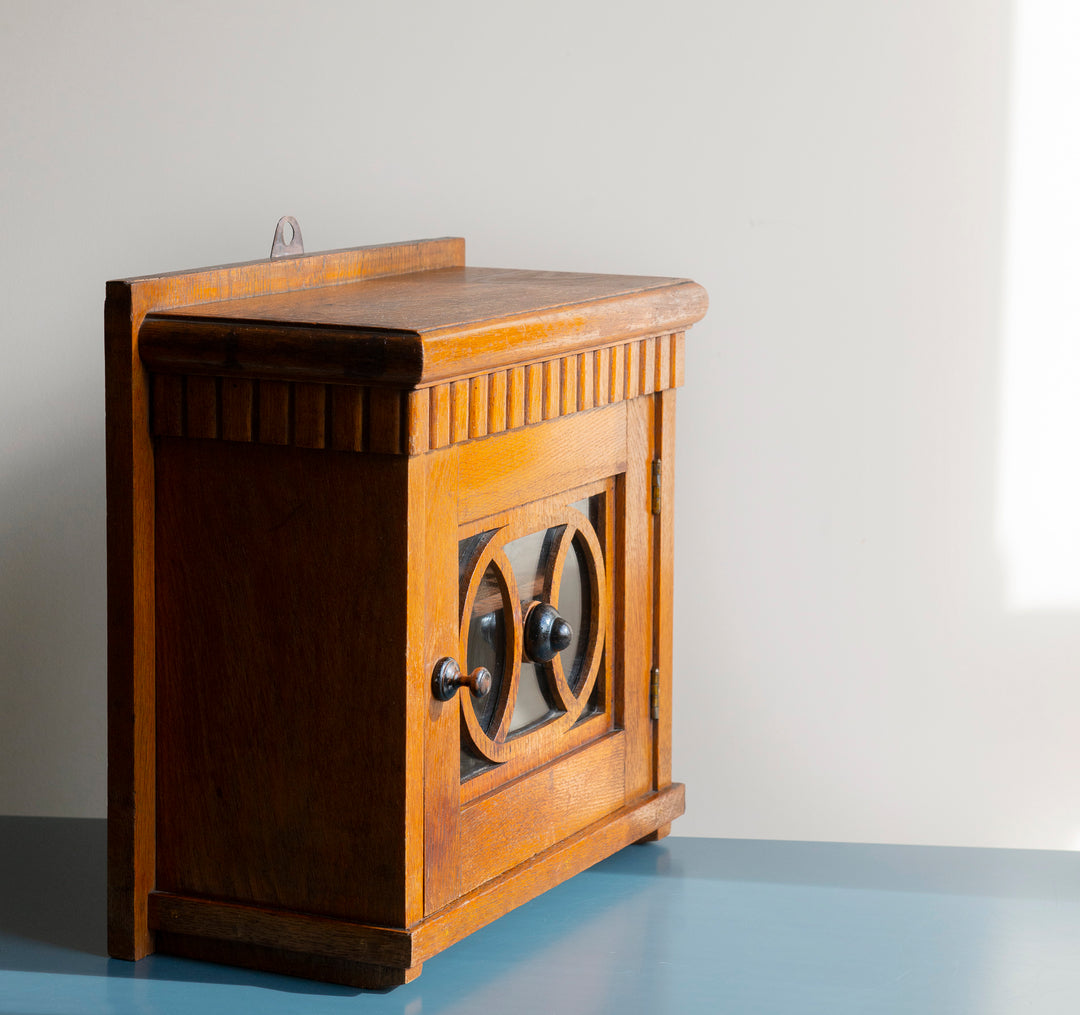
[
  {"left": 525, "top": 363, "right": 543, "bottom": 425},
  {"left": 154, "top": 440, "right": 412, "bottom": 927},
  {"left": 148, "top": 893, "right": 414, "bottom": 967},
  {"left": 184, "top": 375, "right": 218, "bottom": 439},
  {"left": 560, "top": 356, "right": 578, "bottom": 417},
  {"left": 625, "top": 340, "right": 641, "bottom": 400},
  {"left": 656, "top": 333, "right": 672, "bottom": 392},
  {"left": 641, "top": 338, "right": 657, "bottom": 397},
  {"left": 455, "top": 403, "right": 627, "bottom": 524},
  {"left": 293, "top": 382, "right": 326, "bottom": 449},
  {"left": 368, "top": 386, "right": 402, "bottom": 454},
  {"left": 257, "top": 380, "right": 290, "bottom": 445},
  {"left": 468, "top": 374, "right": 488, "bottom": 439},
  {"left": 151, "top": 374, "right": 183, "bottom": 438},
  {"left": 413, "top": 783, "right": 685, "bottom": 963},
  {"left": 139, "top": 268, "right": 707, "bottom": 388},
  {"left": 430, "top": 382, "right": 451, "bottom": 450},
  {"left": 221, "top": 378, "right": 254, "bottom": 442},
  {"left": 487, "top": 369, "right": 507, "bottom": 435},
  {"left": 155, "top": 931, "right": 421, "bottom": 988},
  {"left": 459, "top": 734, "right": 626, "bottom": 896},
  {"left": 411, "top": 450, "right": 461, "bottom": 918},
  {"left": 543, "top": 359, "right": 560, "bottom": 420},
  {"left": 148, "top": 781, "right": 684, "bottom": 987},
  {"left": 595, "top": 346, "right": 611, "bottom": 406},
  {"left": 450, "top": 379, "right": 470, "bottom": 445},
  {"left": 146, "top": 334, "right": 686, "bottom": 456},
  {"left": 578, "top": 352, "right": 594, "bottom": 411},
  {"left": 105, "top": 284, "right": 156, "bottom": 961},
  {"left": 621, "top": 397, "right": 655, "bottom": 802},
  {"left": 109, "top": 234, "right": 702, "bottom": 986},
  {"left": 406, "top": 389, "right": 430, "bottom": 455},
  {"left": 610, "top": 343, "right": 625, "bottom": 404},
  {"left": 654, "top": 390, "right": 676, "bottom": 792}
]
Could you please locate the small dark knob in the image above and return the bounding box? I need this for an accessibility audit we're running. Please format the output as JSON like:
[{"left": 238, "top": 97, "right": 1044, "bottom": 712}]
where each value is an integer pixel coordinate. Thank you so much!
[
  {"left": 523, "top": 602, "right": 574, "bottom": 663},
  {"left": 432, "top": 657, "right": 492, "bottom": 701}
]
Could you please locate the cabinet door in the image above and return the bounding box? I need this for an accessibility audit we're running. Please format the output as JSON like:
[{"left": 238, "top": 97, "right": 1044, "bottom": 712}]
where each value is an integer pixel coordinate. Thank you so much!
[{"left": 423, "top": 402, "right": 657, "bottom": 913}]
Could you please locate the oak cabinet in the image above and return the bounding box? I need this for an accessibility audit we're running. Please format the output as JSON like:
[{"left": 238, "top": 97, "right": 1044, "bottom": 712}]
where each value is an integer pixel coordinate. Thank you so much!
[{"left": 105, "top": 234, "right": 708, "bottom": 987}]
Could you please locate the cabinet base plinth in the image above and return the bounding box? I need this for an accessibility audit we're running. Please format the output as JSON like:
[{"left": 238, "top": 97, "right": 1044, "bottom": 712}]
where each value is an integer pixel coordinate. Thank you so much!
[
  {"left": 156, "top": 932, "right": 422, "bottom": 989},
  {"left": 145, "top": 783, "right": 684, "bottom": 989}
]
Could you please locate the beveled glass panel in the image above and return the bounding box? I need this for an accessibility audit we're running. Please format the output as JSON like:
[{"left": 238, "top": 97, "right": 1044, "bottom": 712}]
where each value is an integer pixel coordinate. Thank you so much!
[
  {"left": 511, "top": 661, "right": 552, "bottom": 732},
  {"left": 503, "top": 529, "right": 559, "bottom": 732},
  {"left": 502, "top": 529, "right": 548, "bottom": 603},
  {"left": 466, "top": 564, "right": 505, "bottom": 735}
]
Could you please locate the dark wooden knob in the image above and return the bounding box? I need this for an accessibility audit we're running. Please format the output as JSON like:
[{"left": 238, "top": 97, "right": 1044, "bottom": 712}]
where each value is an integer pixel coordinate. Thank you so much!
[
  {"left": 523, "top": 602, "right": 573, "bottom": 663},
  {"left": 432, "top": 657, "right": 492, "bottom": 701}
]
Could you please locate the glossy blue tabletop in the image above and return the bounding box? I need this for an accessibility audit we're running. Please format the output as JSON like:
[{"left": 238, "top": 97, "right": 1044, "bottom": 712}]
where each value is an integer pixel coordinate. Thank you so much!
[{"left": 3, "top": 818, "right": 1080, "bottom": 1014}]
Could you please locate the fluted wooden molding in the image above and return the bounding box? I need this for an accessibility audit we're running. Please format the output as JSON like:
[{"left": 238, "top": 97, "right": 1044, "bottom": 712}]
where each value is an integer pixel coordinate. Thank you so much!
[{"left": 151, "top": 332, "right": 685, "bottom": 455}]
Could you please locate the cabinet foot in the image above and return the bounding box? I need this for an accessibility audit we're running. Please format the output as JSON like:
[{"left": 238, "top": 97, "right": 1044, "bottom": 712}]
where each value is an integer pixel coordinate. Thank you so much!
[{"left": 634, "top": 821, "right": 671, "bottom": 844}]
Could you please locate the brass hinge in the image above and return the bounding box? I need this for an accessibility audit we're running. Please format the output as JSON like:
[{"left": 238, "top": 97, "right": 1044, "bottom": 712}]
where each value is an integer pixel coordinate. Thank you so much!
[
  {"left": 649, "top": 666, "right": 660, "bottom": 719},
  {"left": 651, "top": 459, "right": 662, "bottom": 515}
]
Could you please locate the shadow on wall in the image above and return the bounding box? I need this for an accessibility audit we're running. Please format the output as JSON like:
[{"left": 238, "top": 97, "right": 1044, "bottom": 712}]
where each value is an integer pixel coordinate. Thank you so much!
[{"left": 0, "top": 412, "right": 107, "bottom": 817}]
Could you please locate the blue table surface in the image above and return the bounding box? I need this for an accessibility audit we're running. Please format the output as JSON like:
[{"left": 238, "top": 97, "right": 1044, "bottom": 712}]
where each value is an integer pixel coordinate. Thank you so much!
[{"left": 3, "top": 818, "right": 1080, "bottom": 1014}]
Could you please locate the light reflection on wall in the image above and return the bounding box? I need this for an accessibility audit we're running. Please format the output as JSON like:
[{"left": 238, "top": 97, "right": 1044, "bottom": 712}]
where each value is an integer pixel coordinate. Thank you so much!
[{"left": 998, "top": 0, "right": 1080, "bottom": 610}]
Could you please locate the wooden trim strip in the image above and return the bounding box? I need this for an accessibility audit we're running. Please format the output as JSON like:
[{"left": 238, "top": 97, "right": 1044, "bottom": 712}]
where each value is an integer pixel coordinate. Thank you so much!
[
  {"left": 148, "top": 893, "right": 415, "bottom": 968},
  {"left": 120, "top": 236, "right": 465, "bottom": 289}
]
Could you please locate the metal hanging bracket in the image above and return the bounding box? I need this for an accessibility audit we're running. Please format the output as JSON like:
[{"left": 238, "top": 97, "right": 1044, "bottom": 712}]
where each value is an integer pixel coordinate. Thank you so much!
[{"left": 270, "top": 216, "right": 304, "bottom": 259}]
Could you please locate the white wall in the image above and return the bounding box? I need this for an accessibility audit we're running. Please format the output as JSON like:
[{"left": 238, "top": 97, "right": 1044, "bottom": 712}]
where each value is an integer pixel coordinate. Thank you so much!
[{"left": 4, "top": 0, "right": 1077, "bottom": 850}]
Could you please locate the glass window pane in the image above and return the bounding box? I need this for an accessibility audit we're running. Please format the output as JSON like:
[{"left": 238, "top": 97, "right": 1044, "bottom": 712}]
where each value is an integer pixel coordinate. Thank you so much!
[
  {"left": 466, "top": 564, "right": 504, "bottom": 735},
  {"left": 503, "top": 529, "right": 558, "bottom": 732},
  {"left": 509, "top": 661, "right": 552, "bottom": 732},
  {"left": 558, "top": 535, "right": 590, "bottom": 692}
]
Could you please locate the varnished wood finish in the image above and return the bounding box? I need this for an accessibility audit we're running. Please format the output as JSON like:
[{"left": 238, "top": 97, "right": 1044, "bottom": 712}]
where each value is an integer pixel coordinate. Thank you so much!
[
  {"left": 106, "top": 237, "right": 464, "bottom": 960},
  {"left": 107, "top": 235, "right": 705, "bottom": 987},
  {"left": 654, "top": 389, "right": 677, "bottom": 794},
  {"left": 621, "top": 397, "right": 656, "bottom": 802},
  {"left": 456, "top": 403, "right": 627, "bottom": 523},
  {"left": 154, "top": 440, "right": 412, "bottom": 926},
  {"left": 138, "top": 268, "right": 707, "bottom": 387},
  {"left": 154, "top": 932, "right": 421, "bottom": 989},
  {"left": 105, "top": 285, "right": 156, "bottom": 961},
  {"left": 412, "top": 783, "right": 684, "bottom": 960},
  {"left": 458, "top": 734, "right": 626, "bottom": 896},
  {"left": 148, "top": 893, "right": 414, "bottom": 967},
  {"left": 146, "top": 782, "right": 684, "bottom": 980},
  {"left": 414, "top": 450, "right": 461, "bottom": 918},
  {"left": 144, "top": 332, "right": 685, "bottom": 454}
]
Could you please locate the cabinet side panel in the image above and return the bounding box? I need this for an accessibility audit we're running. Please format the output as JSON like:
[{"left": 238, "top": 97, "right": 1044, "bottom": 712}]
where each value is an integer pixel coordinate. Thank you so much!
[{"left": 154, "top": 441, "right": 411, "bottom": 927}]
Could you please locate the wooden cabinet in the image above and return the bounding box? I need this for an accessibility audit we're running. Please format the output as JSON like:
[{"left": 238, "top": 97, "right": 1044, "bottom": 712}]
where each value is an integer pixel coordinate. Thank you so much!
[{"left": 105, "top": 234, "right": 708, "bottom": 987}]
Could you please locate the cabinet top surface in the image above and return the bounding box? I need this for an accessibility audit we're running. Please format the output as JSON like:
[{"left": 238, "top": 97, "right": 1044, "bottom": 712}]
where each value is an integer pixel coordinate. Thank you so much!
[
  {"left": 125, "top": 239, "right": 707, "bottom": 386},
  {"left": 152, "top": 266, "right": 695, "bottom": 334}
]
